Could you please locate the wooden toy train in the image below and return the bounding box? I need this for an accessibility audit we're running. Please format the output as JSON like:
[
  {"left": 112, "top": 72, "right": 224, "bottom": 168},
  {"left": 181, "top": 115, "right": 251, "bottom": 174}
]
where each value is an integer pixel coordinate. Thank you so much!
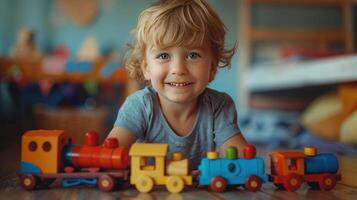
[{"left": 19, "top": 130, "right": 341, "bottom": 193}]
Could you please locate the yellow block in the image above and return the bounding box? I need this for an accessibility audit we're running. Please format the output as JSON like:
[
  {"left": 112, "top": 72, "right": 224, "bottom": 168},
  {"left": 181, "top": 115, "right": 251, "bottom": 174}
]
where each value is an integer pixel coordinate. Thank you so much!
[
  {"left": 304, "top": 147, "right": 317, "bottom": 156},
  {"left": 167, "top": 159, "right": 188, "bottom": 176},
  {"left": 207, "top": 151, "right": 219, "bottom": 159}
]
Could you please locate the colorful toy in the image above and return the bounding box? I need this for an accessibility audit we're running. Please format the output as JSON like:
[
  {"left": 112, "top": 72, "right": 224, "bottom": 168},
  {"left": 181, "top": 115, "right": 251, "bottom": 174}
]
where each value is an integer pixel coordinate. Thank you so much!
[
  {"left": 198, "top": 145, "right": 268, "bottom": 192},
  {"left": 20, "top": 130, "right": 129, "bottom": 192},
  {"left": 129, "top": 143, "right": 192, "bottom": 193},
  {"left": 269, "top": 147, "right": 341, "bottom": 191},
  {"left": 20, "top": 129, "right": 341, "bottom": 193}
]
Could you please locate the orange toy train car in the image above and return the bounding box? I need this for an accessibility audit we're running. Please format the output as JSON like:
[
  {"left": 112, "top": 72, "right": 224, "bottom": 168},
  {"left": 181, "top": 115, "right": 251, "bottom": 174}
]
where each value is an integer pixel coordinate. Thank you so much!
[{"left": 269, "top": 147, "right": 341, "bottom": 191}]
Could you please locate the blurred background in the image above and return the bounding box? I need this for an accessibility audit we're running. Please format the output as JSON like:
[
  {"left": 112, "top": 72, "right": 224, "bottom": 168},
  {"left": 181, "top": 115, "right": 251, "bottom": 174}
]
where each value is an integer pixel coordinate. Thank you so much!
[{"left": 1, "top": 0, "right": 357, "bottom": 157}]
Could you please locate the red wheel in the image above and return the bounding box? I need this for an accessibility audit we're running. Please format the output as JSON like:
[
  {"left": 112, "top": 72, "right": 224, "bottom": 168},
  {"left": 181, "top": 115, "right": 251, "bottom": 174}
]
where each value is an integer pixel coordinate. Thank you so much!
[
  {"left": 210, "top": 176, "right": 227, "bottom": 192},
  {"left": 283, "top": 173, "right": 302, "bottom": 192},
  {"left": 319, "top": 174, "right": 336, "bottom": 191},
  {"left": 20, "top": 174, "right": 38, "bottom": 190},
  {"left": 98, "top": 175, "right": 116, "bottom": 192},
  {"left": 245, "top": 176, "right": 262, "bottom": 192}
]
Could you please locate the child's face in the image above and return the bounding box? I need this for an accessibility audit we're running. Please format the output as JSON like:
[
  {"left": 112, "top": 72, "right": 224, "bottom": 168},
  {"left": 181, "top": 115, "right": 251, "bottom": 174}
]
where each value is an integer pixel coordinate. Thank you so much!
[{"left": 141, "top": 45, "right": 216, "bottom": 104}]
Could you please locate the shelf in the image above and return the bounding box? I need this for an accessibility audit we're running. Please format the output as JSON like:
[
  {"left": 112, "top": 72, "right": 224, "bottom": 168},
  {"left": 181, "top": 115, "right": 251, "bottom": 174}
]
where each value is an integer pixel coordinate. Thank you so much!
[
  {"left": 0, "top": 57, "right": 128, "bottom": 84},
  {"left": 248, "top": 54, "right": 357, "bottom": 92},
  {"left": 238, "top": 0, "right": 355, "bottom": 109},
  {"left": 251, "top": 28, "right": 346, "bottom": 43}
]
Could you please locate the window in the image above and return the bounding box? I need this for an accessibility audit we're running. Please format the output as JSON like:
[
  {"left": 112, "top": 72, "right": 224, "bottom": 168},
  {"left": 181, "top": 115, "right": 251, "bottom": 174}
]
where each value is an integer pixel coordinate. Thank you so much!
[
  {"left": 224, "top": 161, "right": 240, "bottom": 176},
  {"left": 140, "top": 157, "right": 156, "bottom": 171},
  {"left": 227, "top": 163, "right": 236, "bottom": 173},
  {"left": 287, "top": 158, "right": 298, "bottom": 171},
  {"left": 28, "top": 141, "right": 37, "bottom": 152},
  {"left": 42, "top": 141, "right": 52, "bottom": 152}
]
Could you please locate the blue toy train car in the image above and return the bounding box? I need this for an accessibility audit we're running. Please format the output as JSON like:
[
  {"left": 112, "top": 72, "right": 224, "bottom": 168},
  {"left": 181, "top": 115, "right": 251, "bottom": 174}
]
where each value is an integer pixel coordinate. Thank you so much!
[{"left": 198, "top": 145, "right": 268, "bottom": 192}]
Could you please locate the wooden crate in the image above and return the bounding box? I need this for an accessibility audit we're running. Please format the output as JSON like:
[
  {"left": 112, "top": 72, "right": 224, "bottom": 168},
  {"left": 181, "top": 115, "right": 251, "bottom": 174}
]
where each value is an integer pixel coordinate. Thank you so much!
[{"left": 33, "top": 106, "right": 109, "bottom": 144}]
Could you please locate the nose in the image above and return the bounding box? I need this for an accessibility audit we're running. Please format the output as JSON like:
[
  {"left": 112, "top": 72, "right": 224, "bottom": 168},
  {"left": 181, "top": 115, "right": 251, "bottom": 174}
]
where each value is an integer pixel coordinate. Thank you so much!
[{"left": 170, "top": 57, "right": 188, "bottom": 75}]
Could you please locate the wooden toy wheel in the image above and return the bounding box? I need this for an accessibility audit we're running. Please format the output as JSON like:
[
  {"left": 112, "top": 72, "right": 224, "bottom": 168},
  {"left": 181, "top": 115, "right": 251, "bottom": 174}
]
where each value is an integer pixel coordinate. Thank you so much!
[
  {"left": 245, "top": 175, "right": 262, "bottom": 192},
  {"left": 135, "top": 175, "right": 154, "bottom": 193},
  {"left": 319, "top": 174, "right": 336, "bottom": 191},
  {"left": 98, "top": 175, "right": 116, "bottom": 192},
  {"left": 210, "top": 176, "right": 227, "bottom": 192},
  {"left": 283, "top": 173, "right": 302, "bottom": 192},
  {"left": 166, "top": 176, "right": 184, "bottom": 193},
  {"left": 20, "top": 174, "right": 38, "bottom": 190}
]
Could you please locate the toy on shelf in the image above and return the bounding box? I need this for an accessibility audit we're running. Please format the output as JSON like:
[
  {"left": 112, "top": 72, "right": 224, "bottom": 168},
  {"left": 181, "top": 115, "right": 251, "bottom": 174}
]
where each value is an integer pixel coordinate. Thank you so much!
[
  {"left": 301, "top": 82, "right": 357, "bottom": 143},
  {"left": 10, "top": 27, "right": 42, "bottom": 60},
  {"left": 77, "top": 36, "right": 100, "bottom": 61},
  {"left": 20, "top": 130, "right": 129, "bottom": 192},
  {"left": 198, "top": 145, "right": 268, "bottom": 192},
  {"left": 129, "top": 143, "right": 192, "bottom": 193},
  {"left": 269, "top": 147, "right": 341, "bottom": 191}
]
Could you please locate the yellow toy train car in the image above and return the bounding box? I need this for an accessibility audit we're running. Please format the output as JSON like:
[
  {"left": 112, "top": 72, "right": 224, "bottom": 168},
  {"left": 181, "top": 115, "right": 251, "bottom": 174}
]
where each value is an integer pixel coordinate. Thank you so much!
[{"left": 129, "top": 143, "right": 192, "bottom": 193}]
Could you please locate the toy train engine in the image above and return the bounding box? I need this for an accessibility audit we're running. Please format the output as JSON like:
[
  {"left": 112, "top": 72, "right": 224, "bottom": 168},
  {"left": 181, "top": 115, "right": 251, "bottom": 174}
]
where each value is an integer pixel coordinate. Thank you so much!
[
  {"left": 198, "top": 145, "right": 268, "bottom": 192},
  {"left": 20, "top": 130, "right": 129, "bottom": 192},
  {"left": 269, "top": 147, "right": 341, "bottom": 191}
]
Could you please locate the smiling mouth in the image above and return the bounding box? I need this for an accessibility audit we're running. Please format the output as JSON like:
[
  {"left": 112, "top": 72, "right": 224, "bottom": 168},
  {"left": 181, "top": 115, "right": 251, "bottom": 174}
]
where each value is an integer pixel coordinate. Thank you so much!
[{"left": 167, "top": 82, "right": 192, "bottom": 87}]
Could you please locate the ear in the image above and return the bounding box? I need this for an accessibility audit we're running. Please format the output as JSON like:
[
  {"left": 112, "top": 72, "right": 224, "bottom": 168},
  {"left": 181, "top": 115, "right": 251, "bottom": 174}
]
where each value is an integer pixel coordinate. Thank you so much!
[{"left": 140, "top": 59, "right": 150, "bottom": 80}]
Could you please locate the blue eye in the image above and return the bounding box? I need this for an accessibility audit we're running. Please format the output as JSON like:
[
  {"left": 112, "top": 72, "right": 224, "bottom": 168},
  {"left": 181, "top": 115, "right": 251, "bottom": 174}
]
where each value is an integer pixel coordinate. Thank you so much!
[
  {"left": 187, "top": 52, "right": 201, "bottom": 60},
  {"left": 157, "top": 53, "right": 170, "bottom": 60}
]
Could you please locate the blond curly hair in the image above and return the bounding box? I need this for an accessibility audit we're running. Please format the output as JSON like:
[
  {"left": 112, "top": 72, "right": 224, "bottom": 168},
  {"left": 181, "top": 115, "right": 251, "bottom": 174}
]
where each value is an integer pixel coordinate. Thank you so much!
[{"left": 125, "top": 0, "right": 235, "bottom": 83}]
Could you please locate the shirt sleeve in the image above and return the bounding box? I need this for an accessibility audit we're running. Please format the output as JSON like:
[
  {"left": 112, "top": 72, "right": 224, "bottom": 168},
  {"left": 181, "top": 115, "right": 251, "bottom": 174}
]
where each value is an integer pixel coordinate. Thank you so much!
[
  {"left": 213, "top": 93, "right": 241, "bottom": 146},
  {"left": 114, "top": 93, "right": 148, "bottom": 139}
]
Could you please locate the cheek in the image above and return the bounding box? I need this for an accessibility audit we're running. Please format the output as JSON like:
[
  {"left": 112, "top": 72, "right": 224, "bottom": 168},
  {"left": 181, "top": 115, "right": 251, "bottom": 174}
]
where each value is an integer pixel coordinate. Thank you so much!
[
  {"left": 147, "top": 65, "right": 167, "bottom": 81},
  {"left": 202, "top": 63, "right": 214, "bottom": 80}
]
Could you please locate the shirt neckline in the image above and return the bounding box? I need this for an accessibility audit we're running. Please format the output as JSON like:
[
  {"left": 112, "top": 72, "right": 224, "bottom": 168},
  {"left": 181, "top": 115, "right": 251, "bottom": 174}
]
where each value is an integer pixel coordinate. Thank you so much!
[{"left": 149, "top": 87, "right": 202, "bottom": 141}]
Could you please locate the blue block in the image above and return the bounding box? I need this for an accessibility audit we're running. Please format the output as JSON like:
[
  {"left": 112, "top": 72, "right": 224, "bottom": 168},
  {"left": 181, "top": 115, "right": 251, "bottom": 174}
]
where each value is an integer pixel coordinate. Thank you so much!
[
  {"left": 20, "top": 161, "right": 41, "bottom": 174},
  {"left": 305, "top": 153, "right": 339, "bottom": 174}
]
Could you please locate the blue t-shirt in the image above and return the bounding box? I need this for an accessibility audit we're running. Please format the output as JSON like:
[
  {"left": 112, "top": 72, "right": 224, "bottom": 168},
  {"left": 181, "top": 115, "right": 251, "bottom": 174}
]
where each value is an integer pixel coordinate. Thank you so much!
[{"left": 115, "top": 87, "right": 241, "bottom": 169}]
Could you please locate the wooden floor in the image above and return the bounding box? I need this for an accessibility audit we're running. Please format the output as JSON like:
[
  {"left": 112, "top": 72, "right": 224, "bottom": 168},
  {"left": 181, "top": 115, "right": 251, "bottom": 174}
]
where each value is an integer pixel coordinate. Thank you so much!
[{"left": 1, "top": 144, "right": 357, "bottom": 200}]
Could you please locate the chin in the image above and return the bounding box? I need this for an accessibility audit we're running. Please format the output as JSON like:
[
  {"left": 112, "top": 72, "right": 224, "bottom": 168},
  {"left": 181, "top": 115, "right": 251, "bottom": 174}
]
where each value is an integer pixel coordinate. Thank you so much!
[{"left": 166, "top": 94, "right": 196, "bottom": 104}]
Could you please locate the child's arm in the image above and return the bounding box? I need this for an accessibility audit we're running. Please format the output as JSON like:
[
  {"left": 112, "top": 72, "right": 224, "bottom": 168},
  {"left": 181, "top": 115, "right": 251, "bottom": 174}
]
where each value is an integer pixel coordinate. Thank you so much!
[
  {"left": 107, "top": 126, "right": 137, "bottom": 149},
  {"left": 220, "top": 133, "right": 247, "bottom": 157}
]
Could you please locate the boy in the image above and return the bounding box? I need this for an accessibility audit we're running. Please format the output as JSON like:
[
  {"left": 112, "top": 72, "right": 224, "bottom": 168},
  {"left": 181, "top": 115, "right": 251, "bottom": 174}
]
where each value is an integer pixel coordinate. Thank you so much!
[{"left": 107, "top": 0, "right": 247, "bottom": 169}]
